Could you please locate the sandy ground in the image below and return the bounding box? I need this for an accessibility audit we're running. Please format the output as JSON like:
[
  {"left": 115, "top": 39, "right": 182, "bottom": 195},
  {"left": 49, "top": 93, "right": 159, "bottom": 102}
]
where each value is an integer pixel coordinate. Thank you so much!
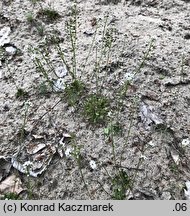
[{"left": 0, "top": 0, "right": 190, "bottom": 199}]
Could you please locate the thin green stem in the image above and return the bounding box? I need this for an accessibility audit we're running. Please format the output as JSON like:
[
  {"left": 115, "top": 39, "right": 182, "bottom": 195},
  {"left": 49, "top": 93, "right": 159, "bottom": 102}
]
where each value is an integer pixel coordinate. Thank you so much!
[
  {"left": 134, "top": 39, "right": 154, "bottom": 76},
  {"left": 82, "top": 24, "right": 99, "bottom": 71},
  {"left": 54, "top": 43, "right": 75, "bottom": 79}
]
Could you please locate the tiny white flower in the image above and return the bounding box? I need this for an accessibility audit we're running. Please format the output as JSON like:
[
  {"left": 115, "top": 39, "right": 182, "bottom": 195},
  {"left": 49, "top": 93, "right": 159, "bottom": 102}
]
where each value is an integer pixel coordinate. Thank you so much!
[
  {"left": 124, "top": 72, "right": 134, "bottom": 81},
  {"left": 59, "top": 137, "right": 65, "bottom": 147},
  {"left": 65, "top": 147, "right": 73, "bottom": 157},
  {"left": 107, "top": 111, "right": 112, "bottom": 117},
  {"left": 31, "top": 53, "right": 37, "bottom": 60},
  {"left": 148, "top": 140, "right": 155, "bottom": 147},
  {"left": 89, "top": 160, "right": 97, "bottom": 170},
  {"left": 23, "top": 161, "right": 33, "bottom": 173},
  {"left": 140, "top": 154, "right": 147, "bottom": 160},
  {"left": 182, "top": 138, "right": 190, "bottom": 147},
  {"left": 25, "top": 101, "right": 32, "bottom": 107},
  {"left": 23, "top": 161, "right": 33, "bottom": 167}
]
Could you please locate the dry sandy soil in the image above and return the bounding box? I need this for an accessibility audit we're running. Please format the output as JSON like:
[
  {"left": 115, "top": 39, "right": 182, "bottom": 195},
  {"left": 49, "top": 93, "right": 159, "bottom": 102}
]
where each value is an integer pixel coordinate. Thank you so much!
[{"left": 0, "top": 0, "right": 190, "bottom": 200}]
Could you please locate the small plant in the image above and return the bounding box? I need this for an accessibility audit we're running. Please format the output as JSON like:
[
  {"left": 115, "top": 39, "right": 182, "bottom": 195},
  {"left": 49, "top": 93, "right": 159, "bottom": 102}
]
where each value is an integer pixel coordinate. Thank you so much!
[
  {"left": 83, "top": 94, "right": 109, "bottom": 124},
  {"left": 169, "top": 162, "right": 180, "bottom": 176},
  {"left": 24, "top": 162, "right": 35, "bottom": 199},
  {"left": 29, "top": 47, "right": 53, "bottom": 87},
  {"left": 70, "top": 135, "right": 93, "bottom": 199},
  {"left": 65, "top": 2, "right": 78, "bottom": 80},
  {"left": 65, "top": 80, "right": 85, "bottom": 106},
  {"left": 2, "top": 192, "right": 20, "bottom": 200},
  {"left": 111, "top": 169, "right": 131, "bottom": 200},
  {"left": 0, "top": 47, "right": 5, "bottom": 58},
  {"left": 16, "top": 88, "right": 29, "bottom": 100},
  {"left": 17, "top": 102, "right": 30, "bottom": 148},
  {"left": 45, "top": 34, "right": 63, "bottom": 46},
  {"left": 104, "top": 122, "right": 123, "bottom": 137},
  {"left": 37, "top": 7, "right": 60, "bottom": 23},
  {"left": 26, "top": 12, "right": 35, "bottom": 24},
  {"left": 37, "top": 82, "right": 50, "bottom": 97},
  {"left": 118, "top": 80, "right": 131, "bottom": 98},
  {"left": 35, "top": 22, "right": 45, "bottom": 36}
]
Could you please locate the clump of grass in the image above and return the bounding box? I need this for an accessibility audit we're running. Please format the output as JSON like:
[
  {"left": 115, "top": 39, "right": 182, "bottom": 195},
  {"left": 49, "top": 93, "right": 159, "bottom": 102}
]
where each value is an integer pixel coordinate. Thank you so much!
[
  {"left": 37, "top": 7, "right": 61, "bottom": 23},
  {"left": 65, "top": 79, "right": 85, "bottom": 106},
  {"left": 16, "top": 88, "right": 29, "bottom": 100},
  {"left": 26, "top": 12, "right": 35, "bottom": 24},
  {"left": 45, "top": 34, "right": 63, "bottom": 46},
  {"left": 26, "top": 12, "right": 45, "bottom": 37},
  {"left": 35, "top": 22, "right": 45, "bottom": 36},
  {"left": 83, "top": 94, "right": 109, "bottom": 124},
  {"left": 111, "top": 170, "right": 131, "bottom": 200}
]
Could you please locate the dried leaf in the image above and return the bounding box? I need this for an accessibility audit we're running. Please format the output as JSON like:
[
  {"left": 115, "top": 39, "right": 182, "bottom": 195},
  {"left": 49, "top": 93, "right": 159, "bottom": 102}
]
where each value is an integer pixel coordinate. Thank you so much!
[
  {"left": 11, "top": 144, "right": 56, "bottom": 177},
  {"left": 139, "top": 102, "right": 163, "bottom": 129},
  {"left": 26, "top": 143, "right": 46, "bottom": 155},
  {"left": 0, "top": 174, "right": 23, "bottom": 195},
  {"left": 32, "top": 134, "right": 44, "bottom": 139},
  {"left": 181, "top": 138, "right": 190, "bottom": 147},
  {"left": 171, "top": 154, "right": 180, "bottom": 165}
]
